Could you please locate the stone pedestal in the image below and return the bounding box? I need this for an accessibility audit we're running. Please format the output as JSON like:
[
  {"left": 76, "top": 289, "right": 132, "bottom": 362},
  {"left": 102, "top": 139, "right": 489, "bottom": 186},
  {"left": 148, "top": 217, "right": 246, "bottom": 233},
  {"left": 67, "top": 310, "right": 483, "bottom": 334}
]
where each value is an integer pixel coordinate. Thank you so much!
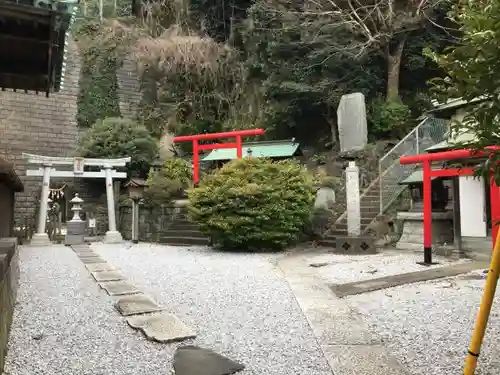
[
  {"left": 65, "top": 221, "right": 86, "bottom": 245},
  {"left": 333, "top": 236, "right": 377, "bottom": 254},
  {"left": 346, "top": 161, "right": 361, "bottom": 236},
  {"left": 30, "top": 233, "right": 51, "bottom": 246},
  {"left": 396, "top": 211, "right": 453, "bottom": 251},
  {"left": 104, "top": 230, "right": 123, "bottom": 244}
]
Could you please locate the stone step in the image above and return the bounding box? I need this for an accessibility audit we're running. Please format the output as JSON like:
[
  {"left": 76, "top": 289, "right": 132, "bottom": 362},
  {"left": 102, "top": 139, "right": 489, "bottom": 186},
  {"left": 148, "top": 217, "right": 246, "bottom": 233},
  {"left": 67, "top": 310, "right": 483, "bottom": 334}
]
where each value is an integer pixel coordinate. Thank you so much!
[
  {"left": 361, "top": 195, "right": 381, "bottom": 201},
  {"left": 169, "top": 222, "right": 199, "bottom": 230},
  {"left": 359, "top": 206, "right": 380, "bottom": 213},
  {"left": 335, "top": 217, "right": 376, "bottom": 226},
  {"left": 162, "top": 229, "right": 207, "bottom": 239},
  {"left": 159, "top": 236, "right": 210, "bottom": 246}
]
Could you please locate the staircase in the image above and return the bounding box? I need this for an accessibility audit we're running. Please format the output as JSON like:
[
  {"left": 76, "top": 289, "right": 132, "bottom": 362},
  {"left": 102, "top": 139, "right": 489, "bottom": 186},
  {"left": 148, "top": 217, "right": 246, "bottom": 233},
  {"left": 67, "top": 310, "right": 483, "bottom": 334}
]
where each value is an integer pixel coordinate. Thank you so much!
[
  {"left": 319, "top": 116, "right": 449, "bottom": 246},
  {"left": 160, "top": 207, "right": 210, "bottom": 246}
]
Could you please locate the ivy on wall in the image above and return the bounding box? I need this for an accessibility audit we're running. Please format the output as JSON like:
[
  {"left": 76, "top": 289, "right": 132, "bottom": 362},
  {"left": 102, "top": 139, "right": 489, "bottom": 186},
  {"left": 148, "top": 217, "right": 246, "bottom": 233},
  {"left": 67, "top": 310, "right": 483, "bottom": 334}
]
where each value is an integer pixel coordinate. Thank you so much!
[
  {"left": 77, "top": 54, "right": 121, "bottom": 127},
  {"left": 73, "top": 19, "right": 123, "bottom": 128}
]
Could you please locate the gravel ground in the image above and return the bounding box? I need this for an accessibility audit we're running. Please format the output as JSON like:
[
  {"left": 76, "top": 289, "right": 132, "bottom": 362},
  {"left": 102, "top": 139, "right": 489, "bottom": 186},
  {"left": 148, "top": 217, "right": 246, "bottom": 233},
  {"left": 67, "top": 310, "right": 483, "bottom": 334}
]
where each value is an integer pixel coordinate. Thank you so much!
[
  {"left": 304, "top": 250, "right": 499, "bottom": 375},
  {"left": 308, "top": 251, "right": 472, "bottom": 285},
  {"left": 5, "top": 244, "right": 181, "bottom": 375},
  {"left": 5, "top": 242, "right": 333, "bottom": 375},
  {"left": 91, "top": 242, "right": 333, "bottom": 375}
]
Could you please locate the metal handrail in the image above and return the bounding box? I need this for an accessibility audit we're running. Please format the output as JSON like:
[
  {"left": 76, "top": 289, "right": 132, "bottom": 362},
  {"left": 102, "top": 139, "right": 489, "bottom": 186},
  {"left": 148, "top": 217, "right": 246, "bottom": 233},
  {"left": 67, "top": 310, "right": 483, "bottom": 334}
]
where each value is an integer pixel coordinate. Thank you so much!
[
  {"left": 378, "top": 116, "right": 437, "bottom": 212},
  {"left": 378, "top": 116, "right": 430, "bottom": 166}
]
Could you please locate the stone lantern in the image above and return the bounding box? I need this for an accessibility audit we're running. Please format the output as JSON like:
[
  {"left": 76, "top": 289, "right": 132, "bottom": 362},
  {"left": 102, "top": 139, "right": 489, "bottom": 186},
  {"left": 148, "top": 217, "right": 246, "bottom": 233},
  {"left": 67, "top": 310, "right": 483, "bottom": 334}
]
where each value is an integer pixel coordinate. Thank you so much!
[
  {"left": 69, "top": 193, "right": 83, "bottom": 221},
  {"left": 65, "top": 193, "right": 86, "bottom": 245},
  {"left": 124, "top": 179, "right": 147, "bottom": 244}
]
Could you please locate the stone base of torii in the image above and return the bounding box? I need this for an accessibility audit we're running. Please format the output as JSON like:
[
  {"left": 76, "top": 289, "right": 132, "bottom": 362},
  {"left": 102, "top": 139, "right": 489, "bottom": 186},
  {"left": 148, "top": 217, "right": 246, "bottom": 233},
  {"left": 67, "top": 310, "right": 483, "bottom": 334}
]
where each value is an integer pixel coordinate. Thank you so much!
[{"left": 23, "top": 153, "right": 131, "bottom": 245}]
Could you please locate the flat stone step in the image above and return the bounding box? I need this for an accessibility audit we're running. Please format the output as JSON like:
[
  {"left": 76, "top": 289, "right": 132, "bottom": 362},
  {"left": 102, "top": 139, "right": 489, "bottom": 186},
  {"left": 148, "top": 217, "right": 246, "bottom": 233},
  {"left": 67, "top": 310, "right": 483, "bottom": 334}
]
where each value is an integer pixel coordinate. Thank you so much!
[
  {"left": 173, "top": 346, "right": 245, "bottom": 375},
  {"left": 91, "top": 270, "right": 125, "bottom": 282},
  {"left": 99, "top": 280, "right": 140, "bottom": 296},
  {"left": 80, "top": 256, "right": 106, "bottom": 264},
  {"left": 330, "top": 261, "right": 489, "bottom": 298},
  {"left": 159, "top": 236, "right": 210, "bottom": 246},
  {"left": 115, "top": 294, "right": 164, "bottom": 316},
  {"left": 85, "top": 262, "right": 116, "bottom": 272},
  {"left": 127, "top": 313, "right": 196, "bottom": 343}
]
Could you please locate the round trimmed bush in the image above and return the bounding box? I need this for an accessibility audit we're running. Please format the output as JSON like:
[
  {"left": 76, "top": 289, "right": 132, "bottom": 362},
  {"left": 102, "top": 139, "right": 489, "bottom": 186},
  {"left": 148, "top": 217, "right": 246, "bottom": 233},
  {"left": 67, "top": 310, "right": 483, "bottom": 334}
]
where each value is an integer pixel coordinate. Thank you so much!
[{"left": 188, "top": 158, "right": 315, "bottom": 250}]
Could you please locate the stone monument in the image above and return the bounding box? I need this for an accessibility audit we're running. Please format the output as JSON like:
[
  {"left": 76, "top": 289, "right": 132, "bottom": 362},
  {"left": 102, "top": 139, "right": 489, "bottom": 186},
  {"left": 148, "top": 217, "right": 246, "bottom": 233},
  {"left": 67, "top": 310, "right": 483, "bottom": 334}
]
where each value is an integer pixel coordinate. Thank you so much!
[
  {"left": 64, "top": 194, "right": 86, "bottom": 245},
  {"left": 346, "top": 161, "right": 361, "bottom": 236},
  {"left": 337, "top": 93, "right": 368, "bottom": 153}
]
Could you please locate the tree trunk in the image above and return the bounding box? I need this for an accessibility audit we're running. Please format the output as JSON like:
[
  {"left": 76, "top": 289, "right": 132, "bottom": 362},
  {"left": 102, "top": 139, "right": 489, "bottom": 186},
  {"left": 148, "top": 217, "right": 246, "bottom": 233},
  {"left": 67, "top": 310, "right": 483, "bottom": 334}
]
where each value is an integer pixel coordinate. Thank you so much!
[
  {"left": 386, "top": 37, "right": 407, "bottom": 102},
  {"left": 325, "top": 108, "right": 339, "bottom": 150}
]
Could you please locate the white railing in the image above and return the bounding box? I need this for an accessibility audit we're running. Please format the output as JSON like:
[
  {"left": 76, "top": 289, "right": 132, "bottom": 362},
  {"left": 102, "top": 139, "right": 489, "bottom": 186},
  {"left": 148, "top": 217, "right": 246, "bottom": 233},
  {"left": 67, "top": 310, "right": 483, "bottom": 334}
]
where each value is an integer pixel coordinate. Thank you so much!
[{"left": 378, "top": 117, "right": 449, "bottom": 213}]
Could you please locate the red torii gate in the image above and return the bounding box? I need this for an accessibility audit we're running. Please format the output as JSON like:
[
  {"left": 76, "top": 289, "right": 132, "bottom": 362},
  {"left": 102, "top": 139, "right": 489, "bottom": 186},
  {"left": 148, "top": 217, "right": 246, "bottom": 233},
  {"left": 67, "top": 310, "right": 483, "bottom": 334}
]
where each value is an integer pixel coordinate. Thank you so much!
[
  {"left": 400, "top": 146, "right": 500, "bottom": 265},
  {"left": 173, "top": 128, "right": 265, "bottom": 184}
]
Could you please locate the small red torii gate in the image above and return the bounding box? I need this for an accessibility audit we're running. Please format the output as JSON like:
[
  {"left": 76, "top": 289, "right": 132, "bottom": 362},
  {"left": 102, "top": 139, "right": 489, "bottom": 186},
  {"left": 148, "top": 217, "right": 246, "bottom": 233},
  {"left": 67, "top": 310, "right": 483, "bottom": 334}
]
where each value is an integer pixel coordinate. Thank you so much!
[
  {"left": 400, "top": 146, "right": 500, "bottom": 265},
  {"left": 173, "top": 129, "right": 265, "bottom": 184}
]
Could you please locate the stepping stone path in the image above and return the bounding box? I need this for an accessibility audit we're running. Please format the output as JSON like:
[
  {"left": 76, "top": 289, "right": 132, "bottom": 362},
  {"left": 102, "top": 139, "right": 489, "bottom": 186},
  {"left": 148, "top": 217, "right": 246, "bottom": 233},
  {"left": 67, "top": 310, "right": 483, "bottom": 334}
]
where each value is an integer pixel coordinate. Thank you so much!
[
  {"left": 75, "top": 250, "right": 96, "bottom": 257},
  {"left": 173, "top": 346, "right": 245, "bottom": 375},
  {"left": 86, "top": 262, "right": 116, "bottom": 272},
  {"left": 115, "top": 294, "right": 164, "bottom": 316},
  {"left": 91, "top": 270, "right": 125, "bottom": 282},
  {"left": 70, "top": 245, "right": 243, "bottom": 374},
  {"left": 80, "top": 256, "right": 106, "bottom": 264},
  {"left": 127, "top": 313, "right": 196, "bottom": 343},
  {"left": 99, "top": 280, "right": 140, "bottom": 296}
]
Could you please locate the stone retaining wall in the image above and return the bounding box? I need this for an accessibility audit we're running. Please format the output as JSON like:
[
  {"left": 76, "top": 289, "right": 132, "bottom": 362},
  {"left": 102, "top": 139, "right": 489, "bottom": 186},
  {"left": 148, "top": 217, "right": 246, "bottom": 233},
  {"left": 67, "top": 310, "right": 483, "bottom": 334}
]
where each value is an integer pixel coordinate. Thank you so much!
[
  {"left": 118, "top": 202, "right": 187, "bottom": 242},
  {"left": 0, "top": 238, "right": 19, "bottom": 373}
]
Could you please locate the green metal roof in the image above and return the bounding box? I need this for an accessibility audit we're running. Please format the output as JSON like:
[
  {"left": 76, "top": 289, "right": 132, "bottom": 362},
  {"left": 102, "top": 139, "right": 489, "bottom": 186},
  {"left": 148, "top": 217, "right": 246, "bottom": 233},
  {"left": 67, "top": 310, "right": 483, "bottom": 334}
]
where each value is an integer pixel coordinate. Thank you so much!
[
  {"left": 425, "top": 132, "right": 478, "bottom": 153},
  {"left": 399, "top": 170, "right": 437, "bottom": 185},
  {"left": 428, "top": 97, "right": 488, "bottom": 114},
  {"left": 201, "top": 140, "right": 301, "bottom": 162}
]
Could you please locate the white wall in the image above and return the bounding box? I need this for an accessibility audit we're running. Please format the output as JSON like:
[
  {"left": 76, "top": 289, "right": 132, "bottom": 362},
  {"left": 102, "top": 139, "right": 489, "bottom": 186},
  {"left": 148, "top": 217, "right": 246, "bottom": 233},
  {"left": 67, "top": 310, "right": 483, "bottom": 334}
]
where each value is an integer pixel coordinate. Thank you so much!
[{"left": 459, "top": 176, "right": 487, "bottom": 237}]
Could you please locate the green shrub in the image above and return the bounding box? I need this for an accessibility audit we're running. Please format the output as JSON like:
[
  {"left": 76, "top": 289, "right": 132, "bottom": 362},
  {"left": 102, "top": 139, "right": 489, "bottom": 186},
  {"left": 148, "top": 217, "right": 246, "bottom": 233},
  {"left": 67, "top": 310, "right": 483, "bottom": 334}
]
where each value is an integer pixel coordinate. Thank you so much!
[
  {"left": 368, "top": 97, "right": 412, "bottom": 139},
  {"left": 155, "top": 158, "right": 192, "bottom": 186},
  {"left": 188, "top": 158, "right": 315, "bottom": 251},
  {"left": 77, "top": 117, "right": 158, "bottom": 177},
  {"left": 313, "top": 173, "right": 341, "bottom": 190},
  {"left": 143, "top": 177, "right": 184, "bottom": 207},
  {"left": 144, "top": 158, "right": 193, "bottom": 205}
]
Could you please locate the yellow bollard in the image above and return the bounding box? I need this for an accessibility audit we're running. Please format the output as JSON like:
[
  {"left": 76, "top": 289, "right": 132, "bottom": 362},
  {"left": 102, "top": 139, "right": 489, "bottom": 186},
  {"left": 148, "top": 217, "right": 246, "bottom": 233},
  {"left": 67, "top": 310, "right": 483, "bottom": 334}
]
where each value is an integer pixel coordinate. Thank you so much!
[{"left": 463, "top": 231, "right": 500, "bottom": 374}]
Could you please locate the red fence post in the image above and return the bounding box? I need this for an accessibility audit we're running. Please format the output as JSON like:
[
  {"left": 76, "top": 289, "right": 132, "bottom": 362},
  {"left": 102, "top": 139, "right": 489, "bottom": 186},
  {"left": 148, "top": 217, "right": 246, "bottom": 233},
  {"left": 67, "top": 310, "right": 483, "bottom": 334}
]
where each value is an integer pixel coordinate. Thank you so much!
[
  {"left": 490, "top": 177, "right": 500, "bottom": 249},
  {"left": 421, "top": 160, "right": 434, "bottom": 265},
  {"left": 236, "top": 136, "right": 242, "bottom": 159},
  {"left": 192, "top": 140, "right": 199, "bottom": 184}
]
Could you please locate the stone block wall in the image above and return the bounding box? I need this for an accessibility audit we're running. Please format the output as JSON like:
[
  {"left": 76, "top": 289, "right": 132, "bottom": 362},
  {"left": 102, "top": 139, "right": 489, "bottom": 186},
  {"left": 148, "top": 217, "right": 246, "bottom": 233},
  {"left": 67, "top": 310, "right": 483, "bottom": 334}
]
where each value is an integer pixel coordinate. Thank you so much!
[
  {"left": 119, "top": 204, "right": 182, "bottom": 241},
  {"left": 0, "top": 238, "right": 19, "bottom": 373}
]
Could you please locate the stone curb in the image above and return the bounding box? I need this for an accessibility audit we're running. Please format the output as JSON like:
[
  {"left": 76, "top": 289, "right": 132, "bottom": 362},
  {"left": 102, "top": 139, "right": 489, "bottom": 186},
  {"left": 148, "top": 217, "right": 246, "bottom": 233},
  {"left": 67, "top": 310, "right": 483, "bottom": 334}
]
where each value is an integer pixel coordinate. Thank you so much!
[{"left": 277, "top": 252, "right": 409, "bottom": 375}]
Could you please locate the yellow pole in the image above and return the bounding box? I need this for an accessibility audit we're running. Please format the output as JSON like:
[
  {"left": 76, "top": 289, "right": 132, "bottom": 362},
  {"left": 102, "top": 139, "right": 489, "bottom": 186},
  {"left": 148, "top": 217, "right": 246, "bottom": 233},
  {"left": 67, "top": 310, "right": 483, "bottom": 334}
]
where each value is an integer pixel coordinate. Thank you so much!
[{"left": 463, "top": 230, "right": 500, "bottom": 374}]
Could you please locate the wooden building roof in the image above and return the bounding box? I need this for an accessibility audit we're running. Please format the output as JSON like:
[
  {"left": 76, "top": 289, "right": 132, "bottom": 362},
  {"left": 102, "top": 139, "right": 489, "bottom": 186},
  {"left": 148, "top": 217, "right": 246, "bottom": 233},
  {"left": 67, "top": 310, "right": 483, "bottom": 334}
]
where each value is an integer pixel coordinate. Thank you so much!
[{"left": 0, "top": 0, "right": 77, "bottom": 96}]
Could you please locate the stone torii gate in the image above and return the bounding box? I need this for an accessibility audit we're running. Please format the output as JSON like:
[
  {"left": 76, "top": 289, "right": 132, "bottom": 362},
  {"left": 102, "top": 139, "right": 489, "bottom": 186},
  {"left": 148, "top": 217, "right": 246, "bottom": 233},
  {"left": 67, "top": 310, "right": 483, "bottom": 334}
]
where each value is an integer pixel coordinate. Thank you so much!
[{"left": 23, "top": 153, "right": 131, "bottom": 245}]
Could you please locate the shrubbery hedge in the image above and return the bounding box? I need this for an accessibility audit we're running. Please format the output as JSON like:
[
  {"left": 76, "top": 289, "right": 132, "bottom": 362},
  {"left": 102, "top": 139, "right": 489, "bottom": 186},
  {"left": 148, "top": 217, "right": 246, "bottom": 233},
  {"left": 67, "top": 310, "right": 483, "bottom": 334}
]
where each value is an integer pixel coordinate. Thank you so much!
[{"left": 188, "top": 158, "right": 315, "bottom": 250}]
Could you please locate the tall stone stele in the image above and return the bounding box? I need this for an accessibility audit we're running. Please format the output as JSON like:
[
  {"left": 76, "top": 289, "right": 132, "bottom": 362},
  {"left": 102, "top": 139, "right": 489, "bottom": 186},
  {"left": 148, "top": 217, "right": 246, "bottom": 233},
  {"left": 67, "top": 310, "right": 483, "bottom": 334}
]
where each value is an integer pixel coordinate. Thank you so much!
[{"left": 337, "top": 93, "right": 368, "bottom": 153}]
